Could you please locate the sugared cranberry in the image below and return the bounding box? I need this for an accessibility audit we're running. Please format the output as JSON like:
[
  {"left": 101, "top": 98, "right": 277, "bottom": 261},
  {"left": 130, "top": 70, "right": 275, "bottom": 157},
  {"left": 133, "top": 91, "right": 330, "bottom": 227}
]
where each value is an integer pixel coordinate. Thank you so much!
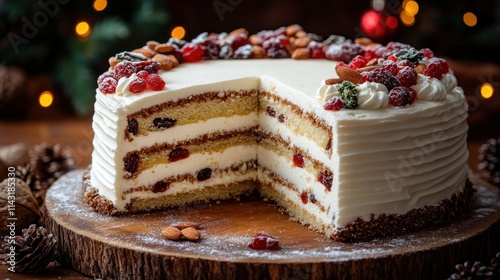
[
  {"left": 136, "top": 70, "right": 149, "bottom": 80},
  {"left": 325, "top": 43, "right": 364, "bottom": 63},
  {"left": 147, "top": 73, "right": 166, "bottom": 91},
  {"left": 318, "top": 170, "right": 333, "bottom": 191},
  {"left": 124, "top": 152, "right": 140, "bottom": 175},
  {"left": 420, "top": 48, "right": 434, "bottom": 58},
  {"left": 381, "top": 60, "right": 398, "bottom": 76},
  {"left": 430, "top": 57, "right": 449, "bottom": 74},
  {"left": 424, "top": 63, "right": 443, "bottom": 79},
  {"left": 362, "top": 68, "right": 401, "bottom": 91},
  {"left": 293, "top": 154, "right": 304, "bottom": 168},
  {"left": 169, "top": 148, "right": 189, "bottom": 162},
  {"left": 127, "top": 118, "right": 139, "bottom": 135},
  {"left": 114, "top": 61, "right": 137, "bottom": 78},
  {"left": 97, "top": 71, "right": 118, "bottom": 85},
  {"left": 387, "top": 55, "right": 398, "bottom": 62},
  {"left": 300, "top": 191, "right": 308, "bottom": 204},
  {"left": 324, "top": 97, "right": 344, "bottom": 111},
  {"left": 153, "top": 117, "right": 176, "bottom": 129},
  {"left": 248, "top": 232, "right": 280, "bottom": 251},
  {"left": 266, "top": 106, "right": 276, "bottom": 117},
  {"left": 308, "top": 42, "right": 326, "bottom": 59},
  {"left": 396, "top": 60, "right": 413, "bottom": 69},
  {"left": 152, "top": 181, "right": 169, "bottom": 193},
  {"left": 262, "top": 35, "right": 289, "bottom": 58},
  {"left": 348, "top": 55, "right": 368, "bottom": 69},
  {"left": 134, "top": 60, "right": 161, "bottom": 74},
  {"left": 129, "top": 77, "right": 147, "bottom": 94},
  {"left": 230, "top": 33, "right": 250, "bottom": 51},
  {"left": 388, "top": 86, "right": 417, "bottom": 107},
  {"left": 196, "top": 168, "right": 213, "bottom": 181},
  {"left": 98, "top": 77, "right": 117, "bottom": 94},
  {"left": 182, "top": 43, "right": 205, "bottom": 62}
]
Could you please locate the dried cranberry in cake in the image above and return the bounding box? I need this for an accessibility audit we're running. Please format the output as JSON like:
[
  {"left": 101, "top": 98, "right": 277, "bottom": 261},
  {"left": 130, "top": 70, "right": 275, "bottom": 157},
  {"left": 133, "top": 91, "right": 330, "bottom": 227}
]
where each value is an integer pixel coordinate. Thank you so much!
[
  {"left": 362, "top": 68, "right": 401, "bottom": 91},
  {"left": 318, "top": 170, "right": 333, "bottom": 191},
  {"left": 181, "top": 43, "right": 205, "bottom": 62},
  {"left": 262, "top": 35, "right": 289, "bottom": 58},
  {"left": 97, "top": 71, "right": 118, "bottom": 85},
  {"left": 98, "top": 77, "right": 117, "bottom": 94},
  {"left": 124, "top": 152, "right": 140, "bottom": 175},
  {"left": 196, "top": 168, "right": 213, "bottom": 181},
  {"left": 266, "top": 106, "right": 276, "bottom": 117},
  {"left": 147, "top": 73, "right": 166, "bottom": 91},
  {"left": 169, "top": 148, "right": 189, "bottom": 162},
  {"left": 153, "top": 117, "right": 176, "bottom": 129},
  {"left": 324, "top": 97, "right": 344, "bottom": 111},
  {"left": 152, "top": 181, "right": 169, "bottom": 193},
  {"left": 396, "top": 66, "right": 418, "bottom": 87},
  {"left": 114, "top": 61, "right": 137, "bottom": 78},
  {"left": 388, "top": 86, "right": 417, "bottom": 107},
  {"left": 381, "top": 60, "right": 398, "bottom": 76},
  {"left": 348, "top": 55, "right": 368, "bottom": 69},
  {"left": 325, "top": 43, "right": 364, "bottom": 63},
  {"left": 300, "top": 191, "right": 308, "bottom": 204},
  {"left": 248, "top": 232, "right": 280, "bottom": 251},
  {"left": 129, "top": 77, "right": 147, "bottom": 94},
  {"left": 278, "top": 114, "right": 286, "bottom": 123},
  {"left": 310, "top": 193, "right": 317, "bottom": 204},
  {"left": 420, "top": 48, "right": 434, "bottom": 58},
  {"left": 293, "top": 153, "right": 304, "bottom": 168},
  {"left": 127, "top": 119, "right": 139, "bottom": 136},
  {"left": 424, "top": 63, "right": 443, "bottom": 79},
  {"left": 134, "top": 60, "right": 161, "bottom": 74},
  {"left": 308, "top": 41, "right": 326, "bottom": 59}
]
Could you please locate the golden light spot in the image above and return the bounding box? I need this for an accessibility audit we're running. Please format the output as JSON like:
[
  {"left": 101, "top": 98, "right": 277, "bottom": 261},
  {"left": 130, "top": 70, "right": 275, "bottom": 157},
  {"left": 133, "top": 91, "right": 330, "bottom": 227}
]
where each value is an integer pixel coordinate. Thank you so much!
[
  {"left": 39, "top": 91, "right": 54, "bottom": 108},
  {"left": 171, "top": 26, "right": 186, "bottom": 40},
  {"left": 75, "top": 21, "right": 91, "bottom": 37},
  {"left": 400, "top": 11, "right": 415, "bottom": 26},
  {"left": 463, "top": 12, "right": 477, "bottom": 27},
  {"left": 404, "top": 1, "right": 419, "bottom": 17},
  {"left": 93, "top": 0, "right": 107, "bottom": 12},
  {"left": 481, "top": 83, "right": 494, "bottom": 99}
]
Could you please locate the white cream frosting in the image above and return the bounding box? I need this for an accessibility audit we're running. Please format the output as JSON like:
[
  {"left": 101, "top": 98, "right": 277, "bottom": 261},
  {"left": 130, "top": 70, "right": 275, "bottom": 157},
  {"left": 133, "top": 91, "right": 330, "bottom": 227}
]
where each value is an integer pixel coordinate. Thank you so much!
[
  {"left": 412, "top": 74, "right": 447, "bottom": 101},
  {"left": 316, "top": 82, "right": 340, "bottom": 103},
  {"left": 441, "top": 72, "right": 458, "bottom": 92},
  {"left": 356, "top": 82, "right": 389, "bottom": 109},
  {"left": 91, "top": 59, "right": 468, "bottom": 229},
  {"left": 115, "top": 73, "right": 137, "bottom": 97}
]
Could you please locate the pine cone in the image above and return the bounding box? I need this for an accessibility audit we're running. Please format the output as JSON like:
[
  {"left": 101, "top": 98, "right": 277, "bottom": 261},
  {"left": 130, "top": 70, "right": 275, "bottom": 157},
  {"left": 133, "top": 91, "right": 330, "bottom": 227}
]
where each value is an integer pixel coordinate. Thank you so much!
[
  {"left": 29, "top": 143, "right": 75, "bottom": 203},
  {"left": 447, "top": 252, "right": 500, "bottom": 280},
  {"left": 1, "top": 224, "right": 57, "bottom": 274},
  {"left": 478, "top": 138, "right": 500, "bottom": 187}
]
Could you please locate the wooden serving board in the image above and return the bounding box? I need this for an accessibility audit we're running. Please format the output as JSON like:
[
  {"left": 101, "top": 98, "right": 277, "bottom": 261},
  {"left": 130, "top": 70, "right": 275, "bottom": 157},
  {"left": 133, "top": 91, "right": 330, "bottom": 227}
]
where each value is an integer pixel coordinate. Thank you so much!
[{"left": 43, "top": 170, "right": 500, "bottom": 280}]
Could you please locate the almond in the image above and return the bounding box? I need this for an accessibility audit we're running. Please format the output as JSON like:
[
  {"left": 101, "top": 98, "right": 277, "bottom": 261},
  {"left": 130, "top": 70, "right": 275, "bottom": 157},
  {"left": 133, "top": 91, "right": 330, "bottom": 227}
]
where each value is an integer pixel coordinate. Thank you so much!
[
  {"left": 133, "top": 47, "right": 156, "bottom": 58},
  {"left": 291, "top": 48, "right": 310, "bottom": 59},
  {"left": 356, "top": 65, "right": 379, "bottom": 72},
  {"left": 108, "top": 57, "right": 119, "bottom": 69},
  {"left": 366, "top": 58, "right": 379, "bottom": 67},
  {"left": 181, "top": 227, "right": 201, "bottom": 241},
  {"left": 295, "top": 30, "right": 307, "bottom": 38},
  {"left": 153, "top": 54, "right": 174, "bottom": 70},
  {"left": 294, "top": 36, "right": 311, "bottom": 48},
  {"left": 414, "top": 63, "right": 426, "bottom": 74},
  {"left": 228, "top": 28, "right": 249, "bottom": 38},
  {"left": 166, "top": 54, "right": 179, "bottom": 67},
  {"left": 154, "top": 43, "right": 175, "bottom": 54},
  {"left": 335, "top": 66, "right": 363, "bottom": 84},
  {"left": 172, "top": 222, "right": 202, "bottom": 230},
  {"left": 146, "top": 40, "right": 160, "bottom": 50},
  {"left": 354, "top": 37, "right": 373, "bottom": 46},
  {"left": 325, "top": 78, "right": 343, "bottom": 85},
  {"left": 161, "top": 226, "right": 182, "bottom": 240},
  {"left": 286, "top": 24, "right": 303, "bottom": 36},
  {"left": 251, "top": 45, "right": 266, "bottom": 59}
]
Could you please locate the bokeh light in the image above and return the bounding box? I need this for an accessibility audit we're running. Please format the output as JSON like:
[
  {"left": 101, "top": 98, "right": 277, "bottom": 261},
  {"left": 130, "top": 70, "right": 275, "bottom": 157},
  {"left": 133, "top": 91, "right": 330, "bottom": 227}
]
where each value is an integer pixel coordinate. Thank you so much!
[
  {"left": 75, "top": 21, "right": 91, "bottom": 37},
  {"left": 480, "top": 83, "right": 494, "bottom": 99},
  {"left": 463, "top": 12, "right": 477, "bottom": 27},
  {"left": 93, "top": 0, "right": 107, "bottom": 12},
  {"left": 404, "top": 1, "right": 419, "bottom": 17},
  {"left": 171, "top": 26, "right": 186, "bottom": 40},
  {"left": 400, "top": 11, "right": 415, "bottom": 26},
  {"left": 39, "top": 91, "right": 54, "bottom": 108}
]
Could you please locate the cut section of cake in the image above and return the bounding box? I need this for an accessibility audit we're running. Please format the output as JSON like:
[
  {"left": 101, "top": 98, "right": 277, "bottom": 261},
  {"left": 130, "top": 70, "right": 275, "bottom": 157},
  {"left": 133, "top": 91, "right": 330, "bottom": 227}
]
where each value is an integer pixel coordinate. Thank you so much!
[{"left": 84, "top": 26, "right": 472, "bottom": 241}]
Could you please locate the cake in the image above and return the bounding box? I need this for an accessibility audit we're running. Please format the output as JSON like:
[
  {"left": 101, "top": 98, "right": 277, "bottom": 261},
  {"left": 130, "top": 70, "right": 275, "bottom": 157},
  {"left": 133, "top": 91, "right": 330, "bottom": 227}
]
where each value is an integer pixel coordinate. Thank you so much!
[{"left": 84, "top": 25, "right": 473, "bottom": 241}]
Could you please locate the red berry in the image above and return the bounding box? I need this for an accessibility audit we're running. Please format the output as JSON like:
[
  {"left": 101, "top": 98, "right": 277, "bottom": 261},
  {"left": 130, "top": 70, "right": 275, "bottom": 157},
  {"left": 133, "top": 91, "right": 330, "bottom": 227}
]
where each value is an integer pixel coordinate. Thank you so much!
[
  {"left": 293, "top": 153, "right": 304, "bottom": 168},
  {"left": 396, "top": 66, "right": 418, "bottom": 87},
  {"left": 348, "top": 55, "right": 368, "bottom": 69},
  {"left": 182, "top": 43, "right": 205, "bottom": 62},
  {"left": 248, "top": 232, "right": 280, "bottom": 250},
  {"left": 424, "top": 63, "right": 443, "bottom": 79},
  {"left": 323, "top": 97, "right": 344, "bottom": 111},
  {"left": 134, "top": 60, "right": 161, "bottom": 74},
  {"left": 114, "top": 61, "right": 137, "bottom": 78},
  {"left": 387, "top": 55, "right": 398, "bottom": 62},
  {"left": 152, "top": 181, "right": 169, "bottom": 193},
  {"left": 420, "top": 48, "right": 434, "bottom": 58},
  {"left": 381, "top": 60, "right": 398, "bottom": 76},
  {"left": 318, "top": 170, "right": 333, "bottom": 191},
  {"left": 266, "top": 106, "right": 276, "bottom": 117},
  {"left": 430, "top": 57, "right": 449, "bottom": 74},
  {"left": 300, "top": 192, "right": 308, "bottom": 204},
  {"left": 98, "top": 77, "right": 117, "bottom": 94},
  {"left": 388, "top": 86, "right": 417, "bottom": 107},
  {"left": 308, "top": 42, "right": 326, "bottom": 59},
  {"left": 136, "top": 70, "right": 149, "bottom": 80},
  {"left": 396, "top": 60, "right": 413, "bottom": 70},
  {"left": 363, "top": 49, "right": 380, "bottom": 60},
  {"left": 169, "top": 147, "right": 189, "bottom": 162},
  {"left": 336, "top": 61, "right": 347, "bottom": 68},
  {"left": 147, "top": 73, "right": 166, "bottom": 91},
  {"left": 97, "top": 71, "right": 118, "bottom": 85},
  {"left": 129, "top": 77, "right": 147, "bottom": 94},
  {"left": 230, "top": 33, "right": 250, "bottom": 51},
  {"left": 362, "top": 68, "right": 401, "bottom": 91}
]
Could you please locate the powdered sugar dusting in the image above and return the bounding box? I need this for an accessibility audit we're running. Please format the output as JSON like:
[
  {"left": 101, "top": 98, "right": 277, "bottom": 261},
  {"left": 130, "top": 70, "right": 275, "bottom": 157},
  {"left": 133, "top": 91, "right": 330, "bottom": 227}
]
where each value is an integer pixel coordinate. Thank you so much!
[{"left": 46, "top": 170, "right": 500, "bottom": 262}]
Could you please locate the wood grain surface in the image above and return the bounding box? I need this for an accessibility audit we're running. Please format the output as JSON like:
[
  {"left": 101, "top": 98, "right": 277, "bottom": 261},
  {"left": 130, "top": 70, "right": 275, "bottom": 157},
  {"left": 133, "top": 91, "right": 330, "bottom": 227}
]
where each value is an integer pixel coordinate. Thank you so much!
[{"left": 41, "top": 170, "right": 500, "bottom": 280}]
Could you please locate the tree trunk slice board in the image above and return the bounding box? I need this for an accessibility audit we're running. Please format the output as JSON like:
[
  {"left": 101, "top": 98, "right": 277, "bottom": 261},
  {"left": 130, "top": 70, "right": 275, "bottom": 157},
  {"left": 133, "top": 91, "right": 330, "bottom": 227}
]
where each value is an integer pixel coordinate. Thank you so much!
[{"left": 43, "top": 170, "right": 500, "bottom": 280}]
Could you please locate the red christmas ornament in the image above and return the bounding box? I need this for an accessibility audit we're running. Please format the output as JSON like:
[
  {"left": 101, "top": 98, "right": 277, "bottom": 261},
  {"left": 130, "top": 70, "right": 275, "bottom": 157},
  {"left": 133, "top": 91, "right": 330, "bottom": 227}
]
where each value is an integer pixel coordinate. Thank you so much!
[{"left": 360, "top": 8, "right": 398, "bottom": 42}]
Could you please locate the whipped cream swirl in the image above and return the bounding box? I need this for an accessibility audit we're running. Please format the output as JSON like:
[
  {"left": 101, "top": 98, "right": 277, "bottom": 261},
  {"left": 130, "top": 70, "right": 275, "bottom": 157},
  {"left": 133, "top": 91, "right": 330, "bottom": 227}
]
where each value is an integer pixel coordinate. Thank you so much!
[
  {"left": 116, "top": 73, "right": 138, "bottom": 97},
  {"left": 441, "top": 72, "right": 458, "bottom": 92},
  {"left": 316, "top": 82, "right": 341, "bottom": 102},
  {"left": 356, "top": 82, "right": 389, "bottom": 109},
  {"left": 411, "top": 74, "right": 447, "bottom": 101}
]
